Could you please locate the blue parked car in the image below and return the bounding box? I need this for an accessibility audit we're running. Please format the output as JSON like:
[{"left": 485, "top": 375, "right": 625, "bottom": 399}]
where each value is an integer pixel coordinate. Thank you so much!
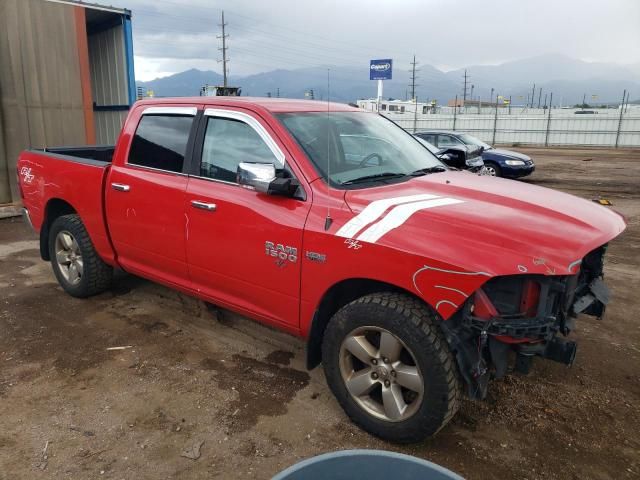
[{"left": 414, "top": 130, "right": 535, "bottom": 178}]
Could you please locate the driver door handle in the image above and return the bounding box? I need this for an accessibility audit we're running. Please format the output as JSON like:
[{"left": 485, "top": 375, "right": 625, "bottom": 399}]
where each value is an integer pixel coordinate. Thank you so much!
[
  {"left": 111, "top": 183, "right": 130, "bottom": 192},
  {"left": 191, "top": 200, "right": 217, "bottom": 212}
]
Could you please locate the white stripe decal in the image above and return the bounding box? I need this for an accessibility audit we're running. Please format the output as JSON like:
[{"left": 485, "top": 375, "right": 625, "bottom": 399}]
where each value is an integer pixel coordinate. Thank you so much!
[
  {"left": 335, "top": 193, "right": 440, "bottom": 239},
  {"left": 356, "top": 198, "right": 464, "bottom": 243}
]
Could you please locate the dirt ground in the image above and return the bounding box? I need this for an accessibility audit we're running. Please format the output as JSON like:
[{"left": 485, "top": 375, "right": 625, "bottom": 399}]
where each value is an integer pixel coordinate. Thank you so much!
[{"left": 0, "top": 146, "right": 638, "bottom": 479}]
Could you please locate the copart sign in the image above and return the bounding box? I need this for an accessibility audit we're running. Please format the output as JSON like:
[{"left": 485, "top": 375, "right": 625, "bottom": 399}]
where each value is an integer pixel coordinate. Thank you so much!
[{"left": 370, "top": 59, "right": 393, "bottom": 80}]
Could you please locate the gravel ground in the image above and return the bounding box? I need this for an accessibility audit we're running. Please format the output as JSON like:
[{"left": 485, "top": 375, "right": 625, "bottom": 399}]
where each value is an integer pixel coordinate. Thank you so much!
[{"left": 0, "top": 146, "right": 638, "bottom": 479}]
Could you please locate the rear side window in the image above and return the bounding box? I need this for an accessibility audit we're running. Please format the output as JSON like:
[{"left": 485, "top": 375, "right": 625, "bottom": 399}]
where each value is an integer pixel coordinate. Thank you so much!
[
  {"left": 128, "top": 115, "right": 194, "bottom": 173},
  {"left": 418, "top": 133, "right": 437, "bottom": 145}
]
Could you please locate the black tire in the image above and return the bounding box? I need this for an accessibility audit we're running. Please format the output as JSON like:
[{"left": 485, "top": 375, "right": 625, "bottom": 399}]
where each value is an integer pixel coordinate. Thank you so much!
[
  {"left": 322, "top": 292, "right": 460, "bottom": 443},
  {"left": 48, "top": 214, "right": 113, "bottom": 298},
  {"left": 484, "top": 161, "right": 502, "bottom": 177}
]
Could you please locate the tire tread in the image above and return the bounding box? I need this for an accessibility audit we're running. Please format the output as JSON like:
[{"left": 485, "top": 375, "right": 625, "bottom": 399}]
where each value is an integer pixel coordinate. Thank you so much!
[
  {"left": 322, "top": 292, "right": 461, "bottom": 443},
  {"left": 49, "top": 214, "right": 112, "bottom": 297}
]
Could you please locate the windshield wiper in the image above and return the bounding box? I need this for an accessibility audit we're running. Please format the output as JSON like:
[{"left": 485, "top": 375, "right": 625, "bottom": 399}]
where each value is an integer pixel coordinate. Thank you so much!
[
  {"left": 409, "top": 165, "right": 448, "bottom": 176},
  {"left": 341, "top": 172, "right": 407, "bottom": 185}
]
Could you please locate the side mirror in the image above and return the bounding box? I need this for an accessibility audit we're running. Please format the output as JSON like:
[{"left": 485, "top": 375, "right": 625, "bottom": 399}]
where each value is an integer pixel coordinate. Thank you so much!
[
  {"left": 437, "top": 149, "right": 465, "bottom": 168},
  {"left": 237, "top": 162, "right": 276, "bottom": 193}
]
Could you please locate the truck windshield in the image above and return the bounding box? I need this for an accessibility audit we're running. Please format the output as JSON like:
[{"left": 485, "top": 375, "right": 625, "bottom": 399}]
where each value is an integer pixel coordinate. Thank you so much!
[{"left": 278, "top": 112, "right": 445, "bottom": 187}]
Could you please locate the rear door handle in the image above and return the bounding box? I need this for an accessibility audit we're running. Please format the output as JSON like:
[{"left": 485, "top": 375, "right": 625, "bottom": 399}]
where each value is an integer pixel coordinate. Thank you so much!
[
  {"left": 111, "top": 183, "right": 130, "bottom": 192},
  {"left": 191, "top": 200, "right": 217, "bottom": 211}
]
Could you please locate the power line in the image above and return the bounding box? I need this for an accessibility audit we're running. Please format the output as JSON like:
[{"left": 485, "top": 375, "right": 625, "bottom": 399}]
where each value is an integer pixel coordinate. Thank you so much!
[
  {"left": 132, "top": 5, "right": 441, "bottom": 67},
  {"left": 409, "top": 55, "right": 419, "bottom": 101},
  {"left": 217, "top": 10, "right": 229, "bottom": 86},
  {"left": 134, "top": 0, "right": 440, "bottom": 64}
]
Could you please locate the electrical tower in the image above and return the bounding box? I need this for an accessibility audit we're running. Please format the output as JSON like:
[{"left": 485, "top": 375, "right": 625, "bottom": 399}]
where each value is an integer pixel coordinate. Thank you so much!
[
  {"left": 462, "top": 69, "right": 470, "bottom": 105},
  {"left": 409, "top": 55, "right": 419, "bottom": 101},
  {"left": 217, "top": 10, "right": 229, "bottom": 87}
]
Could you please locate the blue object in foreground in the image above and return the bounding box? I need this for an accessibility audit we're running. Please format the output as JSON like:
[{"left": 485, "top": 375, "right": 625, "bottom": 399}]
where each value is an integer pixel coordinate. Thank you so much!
[{"left": 272, "top": 449, "right": 464, "bottom": 480}]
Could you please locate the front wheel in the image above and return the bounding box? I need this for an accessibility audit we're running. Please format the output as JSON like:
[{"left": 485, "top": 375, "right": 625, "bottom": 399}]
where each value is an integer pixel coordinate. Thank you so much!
[
  {"left": 322, "top": 293, "right": 460, "bottom": 443},
  {"left": 483, "top": 162, "right": 501, "bottom": 177},
  {"left": 49, "top": 214, "right": 113, "bottom": 298}
]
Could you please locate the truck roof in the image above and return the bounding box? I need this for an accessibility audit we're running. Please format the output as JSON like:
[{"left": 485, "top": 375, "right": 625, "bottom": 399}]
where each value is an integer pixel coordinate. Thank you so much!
[{"left": 134, "top": 97, "right": 360, "bottom": 113}]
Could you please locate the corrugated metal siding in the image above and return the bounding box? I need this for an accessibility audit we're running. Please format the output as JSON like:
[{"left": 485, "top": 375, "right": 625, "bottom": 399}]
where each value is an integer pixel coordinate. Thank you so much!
[
  {"left": 0, "top": 0, "right": 86, "bottom": 204},
  {"left": 95, "top": 110, "right": 128, "bottom": 145},
  {"left": 88, "top": 23, "right": 129, "bottom": 144}
]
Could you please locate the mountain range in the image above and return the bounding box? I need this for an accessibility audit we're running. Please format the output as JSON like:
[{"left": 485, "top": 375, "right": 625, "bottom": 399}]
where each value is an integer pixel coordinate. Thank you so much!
[{"left": 136, "top": 54, "right": 639, "bottom": 106}]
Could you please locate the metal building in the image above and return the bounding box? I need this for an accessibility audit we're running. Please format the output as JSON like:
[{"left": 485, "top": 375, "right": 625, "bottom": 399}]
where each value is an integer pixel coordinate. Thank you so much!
[{"left": 0, "top": 0, "right": 135, "bottom": 207}]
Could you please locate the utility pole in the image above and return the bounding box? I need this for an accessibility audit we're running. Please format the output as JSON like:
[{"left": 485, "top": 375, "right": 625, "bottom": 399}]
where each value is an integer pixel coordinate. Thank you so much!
[
  {"left": 462, "top": 69, "right": 470, "bottom": 106},
  {"left": 545, "top": 92, "right": 553, "bottom": 146},
  {"left": 217, "top": 10, "right": 229, "bottom": 87},
  {"left": 452, "top": 95, "right": 458, "bottom": 131},
  {"left": 624, "top": 90, "right": 630, "bottom": 113},
  {"left": 409, "top": 55, "right": 419, "bottom": 101},
  {"left": 492, "top": 92, "right": 499, "bottom": 144},
  {"left": 530, "top": 83, "right": 536, "bottom": 108},
  {"left": 537, "top": 87, "right": 542, "bottom": 109},
  {"left": 615, "top": 89, "right": 627, "bottom": 148},
  {"left": 582, "top": 93, "right": 586, "bottom": 109},
  {"left": 490, "top": 87, "right": 494, "bottom": 105}
]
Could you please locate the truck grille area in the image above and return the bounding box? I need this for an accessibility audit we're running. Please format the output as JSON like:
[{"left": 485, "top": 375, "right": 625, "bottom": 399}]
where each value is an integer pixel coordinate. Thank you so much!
[
  {"left": 439, "top": 246, "right": 610, "bottom": 400},
  {"left": 462, "top": 245, "right": 609, "bottom": 340},
  {"left": 464, "top": 274, "right": 571, "bottom": 340}
]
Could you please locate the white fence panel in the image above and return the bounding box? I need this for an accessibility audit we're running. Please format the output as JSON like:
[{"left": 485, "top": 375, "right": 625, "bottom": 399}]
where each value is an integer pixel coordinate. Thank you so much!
[{"left": 388, "top": 111, "right": 640, "bottom": 147}]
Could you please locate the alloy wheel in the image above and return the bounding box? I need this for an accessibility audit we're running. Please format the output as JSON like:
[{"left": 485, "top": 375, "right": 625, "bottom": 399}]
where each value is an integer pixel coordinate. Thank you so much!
[
  {"left": 339, "top": 326, "right": 424, "bottom": 422},
  {"left": 54, "top": 230, "right": 83, "bottom": 285},
  {"left": 484, "top": 165, "right": 497, "bottom": 176}
]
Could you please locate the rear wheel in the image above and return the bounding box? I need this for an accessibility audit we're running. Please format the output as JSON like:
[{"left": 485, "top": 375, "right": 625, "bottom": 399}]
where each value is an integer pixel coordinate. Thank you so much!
[
  {"left": 484, "top": 162, "right": 501, "bottom": 177},
  {"left": 322, "top": 293, "right": 460, "bottom": 443},
  {"left": 49, "top": 214, "right": 113, "bottom": 298}
]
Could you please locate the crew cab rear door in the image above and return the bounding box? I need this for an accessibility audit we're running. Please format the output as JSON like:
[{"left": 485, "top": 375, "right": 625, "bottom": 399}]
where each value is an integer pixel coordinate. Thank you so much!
[
  {"left": 184, "top": 107, "right": 310, "bottom": 331},
  {"left": 106, "top": 106, "right": 199, "bottom": 286}
]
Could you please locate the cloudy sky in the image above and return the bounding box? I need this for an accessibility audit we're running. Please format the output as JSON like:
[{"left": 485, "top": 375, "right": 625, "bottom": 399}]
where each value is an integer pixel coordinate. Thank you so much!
[{"left": 124, "top": 0, "right": 640, "bottom": 81}]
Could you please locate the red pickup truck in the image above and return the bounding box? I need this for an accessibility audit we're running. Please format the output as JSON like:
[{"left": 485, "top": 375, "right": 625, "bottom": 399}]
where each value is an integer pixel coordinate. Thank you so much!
[{"left": 17, "top": 98, "right": 625, "bottom": 442}]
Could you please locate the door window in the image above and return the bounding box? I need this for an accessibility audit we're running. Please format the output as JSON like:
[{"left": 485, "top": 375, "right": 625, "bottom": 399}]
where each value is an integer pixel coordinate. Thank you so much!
[
  {"left": 128, "top": 115, "right": 194, "bottom": 173},
  {"left": 437, "top": 135, "right": 463, "bottom": 147},
  {"left": 200, "top": 116, "right": 279, "bottom": 183},
  {"left": 417, "top": 133, "right": 437, "bottom": 145}
]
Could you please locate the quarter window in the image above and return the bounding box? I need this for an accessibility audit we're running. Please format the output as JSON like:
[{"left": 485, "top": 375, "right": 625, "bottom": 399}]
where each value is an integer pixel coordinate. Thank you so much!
[
  {"left": 128, "top": 115, "right": 193, "bottom": 173},
  {"left": 200, "top": 116, "right": 278, "bottom": 183}
]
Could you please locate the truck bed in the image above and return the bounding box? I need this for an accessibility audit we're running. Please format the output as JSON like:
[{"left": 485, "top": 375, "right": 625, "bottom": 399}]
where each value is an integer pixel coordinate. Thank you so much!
[
  {"left": 39, "top": 145, "right": 115, "bottom": 164},
  {"left": 17, "top": 148, "right": 116, "bottom": 265}
]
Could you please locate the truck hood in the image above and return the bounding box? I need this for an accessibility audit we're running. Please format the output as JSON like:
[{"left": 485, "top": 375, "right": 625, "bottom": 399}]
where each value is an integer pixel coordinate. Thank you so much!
[{"left": 340, "top": 171, "right": 626, "bottom": 276}]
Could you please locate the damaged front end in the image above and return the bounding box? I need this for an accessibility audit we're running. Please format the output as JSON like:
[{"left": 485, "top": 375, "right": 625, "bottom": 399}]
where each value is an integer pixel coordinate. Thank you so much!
[{"left": 440, "top": 246, "right": 610, "bottom": 399}]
